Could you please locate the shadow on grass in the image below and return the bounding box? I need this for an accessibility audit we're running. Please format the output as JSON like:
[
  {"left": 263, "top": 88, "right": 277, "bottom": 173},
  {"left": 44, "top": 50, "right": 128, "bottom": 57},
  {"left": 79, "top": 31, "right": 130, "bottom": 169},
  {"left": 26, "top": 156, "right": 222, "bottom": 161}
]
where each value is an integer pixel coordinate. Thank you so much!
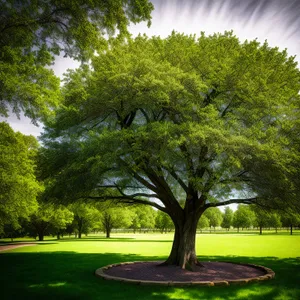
[{"left": 0, "top": 251, "right": 299, "bottom": 300}]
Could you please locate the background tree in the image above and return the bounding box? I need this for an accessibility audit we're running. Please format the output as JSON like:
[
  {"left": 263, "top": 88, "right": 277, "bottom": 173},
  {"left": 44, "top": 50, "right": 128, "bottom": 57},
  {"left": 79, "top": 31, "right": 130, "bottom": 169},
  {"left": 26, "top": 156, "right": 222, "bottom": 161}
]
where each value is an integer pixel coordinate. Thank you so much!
[
  {"left": 221, "top": 207, "right": 234, "bottom": 231},
  {"left": 69, "top": 201, "right": 100, "bottom": 238},
  {"left": 203, "top": 207, "right": 223, "bottom": 232},
  {"left": 130, "top": 206, "right": 156, "bottom": 233},
  {"left": 2, "top": 223, "right": 25, "bottom": 242},
  {"left": 197, "top": 214, "right": 209, "bottom": 233},
  {"left": 268, "top": 212, "right": 282, "bottom": 234},
  {"left": 251, "top": 206, "right": 270, "bottom": 235},
  {"left": 0, "top": 122, "right": 41, "bottom": 234},
  {"left": 99, "top": 206, "right": 134, "bottom": 238},
  {"left": 281, "top": 211, "right": 300, "bottom": 235},
  {"left": 28, "top": 203, "right": 73, "bottom": 241},
  {"left": 41, "top": 32, "right": 300, "bottom": 270},
  {"left": 0, "top": 0, "right": 153, "bottom": 121},
  {"left": 49, "top": 205, "right": 74, "bottom": 239},
  {"left": 155, "top": 211, "right": 174, "bottom": 234},
  {"left": 232, "top": 205, "right": 255, "bottom": 232}
]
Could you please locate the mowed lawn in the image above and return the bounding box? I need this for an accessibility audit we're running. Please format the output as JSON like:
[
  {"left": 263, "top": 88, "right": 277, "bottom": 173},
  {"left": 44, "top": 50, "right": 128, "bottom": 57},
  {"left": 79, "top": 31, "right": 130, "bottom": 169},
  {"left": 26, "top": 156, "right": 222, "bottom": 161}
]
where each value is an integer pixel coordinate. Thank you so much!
[{"left": 0, "top": 233, "right": 299, "bottom": 300}]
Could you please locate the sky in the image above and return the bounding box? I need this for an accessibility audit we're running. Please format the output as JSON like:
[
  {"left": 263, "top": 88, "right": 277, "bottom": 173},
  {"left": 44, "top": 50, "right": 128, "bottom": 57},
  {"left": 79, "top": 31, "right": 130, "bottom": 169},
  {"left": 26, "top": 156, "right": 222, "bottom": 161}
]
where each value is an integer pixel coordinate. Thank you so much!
[{"left": 2, "top": 0, "right": 300, "bottom": 137}]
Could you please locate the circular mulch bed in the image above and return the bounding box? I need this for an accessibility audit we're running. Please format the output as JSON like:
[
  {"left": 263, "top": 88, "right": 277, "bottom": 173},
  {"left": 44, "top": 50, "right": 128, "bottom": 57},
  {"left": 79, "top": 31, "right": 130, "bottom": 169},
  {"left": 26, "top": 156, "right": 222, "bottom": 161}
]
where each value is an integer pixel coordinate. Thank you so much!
[{"left": 95, "top": 261, "right": 275, "bottom": 286}]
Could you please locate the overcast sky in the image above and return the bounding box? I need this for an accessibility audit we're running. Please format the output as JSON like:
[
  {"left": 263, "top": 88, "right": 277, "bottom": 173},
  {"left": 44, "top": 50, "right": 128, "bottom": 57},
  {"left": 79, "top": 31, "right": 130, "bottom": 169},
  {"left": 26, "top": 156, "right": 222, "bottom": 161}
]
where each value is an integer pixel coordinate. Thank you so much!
[{"left": 2, "top": 0, "right": 300, "bottom": 137}]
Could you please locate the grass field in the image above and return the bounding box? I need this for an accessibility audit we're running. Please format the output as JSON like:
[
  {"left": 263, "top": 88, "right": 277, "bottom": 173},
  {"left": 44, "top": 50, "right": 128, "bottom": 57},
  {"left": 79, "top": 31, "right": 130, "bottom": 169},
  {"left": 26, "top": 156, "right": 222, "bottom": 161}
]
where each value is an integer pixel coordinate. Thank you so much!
[{"left": 0, "top": 233, "right": 300, "bottom": 300}]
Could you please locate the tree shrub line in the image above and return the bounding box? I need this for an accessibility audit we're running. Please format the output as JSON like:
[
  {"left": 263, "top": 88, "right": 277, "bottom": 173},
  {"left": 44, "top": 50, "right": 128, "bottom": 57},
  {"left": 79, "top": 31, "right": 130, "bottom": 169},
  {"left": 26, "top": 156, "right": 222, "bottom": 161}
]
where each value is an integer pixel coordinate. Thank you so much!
[{"left": 2, "top": 203, "right": 299, "bottom": 241}]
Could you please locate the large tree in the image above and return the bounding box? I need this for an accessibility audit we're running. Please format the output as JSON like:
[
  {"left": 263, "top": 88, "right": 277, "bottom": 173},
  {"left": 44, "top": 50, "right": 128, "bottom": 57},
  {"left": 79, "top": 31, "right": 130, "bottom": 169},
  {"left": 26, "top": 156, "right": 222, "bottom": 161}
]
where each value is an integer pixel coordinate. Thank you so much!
[
  {"left": 0, "top": 122, "right": 41, "bottom": 234},
  {"left": 0, "top": 0, "right": 153, "bottom": 121},
  {"left": 41, "top": 32, "right": 300, "bottom": 270}
]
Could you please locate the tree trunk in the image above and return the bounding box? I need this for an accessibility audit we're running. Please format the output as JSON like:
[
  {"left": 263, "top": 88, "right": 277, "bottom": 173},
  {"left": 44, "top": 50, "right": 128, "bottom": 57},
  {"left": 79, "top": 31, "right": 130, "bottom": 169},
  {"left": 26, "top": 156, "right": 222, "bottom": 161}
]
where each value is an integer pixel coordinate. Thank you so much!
[
  {"left": 57, "top": 232, "right": 60, "bottom": 240},
  {"left": 78, "top": 231, "right": 82, "bottom": 238},
  {"left": 162, "top": 214, "right": 202, "bottom": 271},
  {"left": 106, "top": 226, "right": 111, "bottom": 238},
  {"left": 38, "top": 233, "right": 44, "bottom": 241},
  {"left": 290, "top": 224, "right": 293, "bottom": 235},
  {"left": 259, "top": 226, "right": 262, "bottom": 235}
]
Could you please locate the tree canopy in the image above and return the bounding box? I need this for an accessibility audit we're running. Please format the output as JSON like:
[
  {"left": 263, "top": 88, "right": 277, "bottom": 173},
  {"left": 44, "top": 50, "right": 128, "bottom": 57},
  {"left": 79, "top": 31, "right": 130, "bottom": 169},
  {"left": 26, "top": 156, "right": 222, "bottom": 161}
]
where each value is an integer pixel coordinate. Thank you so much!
[
  {"left": 0, "top": 122, "right": 41, "bottom": 234},
  {"left": 0, "top": 0, "right": 153, "bottom": 121},
  {"left": 232, "top": 205, "right": 255, "bottom": 231},
  {"left": 203, "top": 207, "right": 223, "bottom": 230},
  {"left": 28, "top": 203, "right": 73, "bottom": 241},
  {"left": 221, "top": 207, "right": 234, "bottom": 230},
  {"left": 41, "top": 31, "right": 300, "bottom": 269}
]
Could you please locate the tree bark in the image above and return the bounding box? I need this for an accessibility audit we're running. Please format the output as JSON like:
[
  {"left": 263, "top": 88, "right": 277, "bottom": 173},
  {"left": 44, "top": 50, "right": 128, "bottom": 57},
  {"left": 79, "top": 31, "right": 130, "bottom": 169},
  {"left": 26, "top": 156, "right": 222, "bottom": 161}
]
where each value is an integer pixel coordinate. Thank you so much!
[
  {"left": 259, "top": 226, "right": 262, "bottom": 235},
  {"left": 105, "top": 223, "right": 111, "bottom": 238},
  {"left": 162, "top": 213, "right": 203, "bottom": 271},
  {"left": 290, "top": 224, "right": 293, "bottom": 235},
  {"left": 38, "top": 233, "right": 44, "bottom": 241}
]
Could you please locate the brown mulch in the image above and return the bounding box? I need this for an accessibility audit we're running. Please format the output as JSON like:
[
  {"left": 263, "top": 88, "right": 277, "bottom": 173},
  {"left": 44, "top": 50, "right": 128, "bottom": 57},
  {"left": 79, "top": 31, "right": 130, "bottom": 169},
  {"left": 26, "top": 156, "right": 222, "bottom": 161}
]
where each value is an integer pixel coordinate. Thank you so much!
[
  {"left": 0, "top": 243, "right": 36, "bottom": 252},
  {"left": 104, "top": 261, "right": 266, "bottom": 282}
]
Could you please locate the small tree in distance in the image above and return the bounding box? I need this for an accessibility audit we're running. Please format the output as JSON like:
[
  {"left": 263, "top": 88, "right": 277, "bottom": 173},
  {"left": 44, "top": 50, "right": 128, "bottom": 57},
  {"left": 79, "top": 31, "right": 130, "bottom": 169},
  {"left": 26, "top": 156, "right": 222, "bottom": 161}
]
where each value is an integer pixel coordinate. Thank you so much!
[
  {"left": 100, "top": 207, "right": 134, "bottom": 238},
  {"left": 69, "top": 202, "right": 100, "bottom": 238},
  {"left": 197, "top": 215, "right": 209, "bottom": 233},
  {"left": 221, "top": 207, "right": 234, "bottom": 231},
  {"left": 232, "top": 205, "right": 255, "bottom": 233},
  {"left": 155, "top": 211, "right": 174, "bottom": 233},
  {"left": 130, "top": 206, "right": 156, "bottom": 233},
  {"left": 29, "top": 203, "right": 73, "bottom": 241},
  {"left": 203, "top": 208, "right": 223, "bottom": 232},
  {"left": 268, "top": 213, "right": 282, "bottom": 233}
]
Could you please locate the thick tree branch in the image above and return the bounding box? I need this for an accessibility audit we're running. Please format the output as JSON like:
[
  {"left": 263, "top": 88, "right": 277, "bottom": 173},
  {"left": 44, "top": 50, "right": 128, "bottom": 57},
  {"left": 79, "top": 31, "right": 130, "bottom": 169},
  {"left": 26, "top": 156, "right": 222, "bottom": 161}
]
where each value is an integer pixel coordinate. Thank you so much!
[
  {"left": 88, "top": 195, "right": 166, "bottom": 212},
  {"left": 118, "top": 158, "right": 159, "bottom": 193},
  {"left": 205, "top": 197, "right": 258, "bottom": 208},
  {"left": 161, "top": 165, "right": 188, "bottom": 193},
  {"left": 143, "top": 165, "right": 182, "bottom": 211},
  {"left": 140, "top": 108, "right": 150, "bottom": 123}
]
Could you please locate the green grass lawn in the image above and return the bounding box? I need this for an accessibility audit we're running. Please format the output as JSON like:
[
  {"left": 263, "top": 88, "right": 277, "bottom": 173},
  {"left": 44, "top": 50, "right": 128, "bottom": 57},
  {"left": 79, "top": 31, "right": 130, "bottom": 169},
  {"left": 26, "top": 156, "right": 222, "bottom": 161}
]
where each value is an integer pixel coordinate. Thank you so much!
[{"left": 0, "top": 233, "right": 300, "bottom": 300}]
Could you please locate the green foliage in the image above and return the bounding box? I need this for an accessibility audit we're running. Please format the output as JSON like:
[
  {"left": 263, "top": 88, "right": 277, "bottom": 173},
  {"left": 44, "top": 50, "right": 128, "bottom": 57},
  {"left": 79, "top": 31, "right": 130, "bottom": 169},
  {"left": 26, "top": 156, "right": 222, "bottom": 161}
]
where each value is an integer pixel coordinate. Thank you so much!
[
  {"left": 99, "top": 205, "right": 134, "bottom": 237},
  {"left": 280, "top": 211, "right": 300, "bottom": 227},
  {"left": 203, "top": 207, "right": 223, "bottom": 229},
  {"left": 197, "top": 214, "right": 209, "bottom": 230},
  {"left": 130, "top": 206, "right": 156, "bottom": 232},
  {"left": 233, "top": 205, "right": 255, "bottom": 231},
  {"left": 42, "top": 32, "right": 300, "bottom": 215},
  {"left": 0, "top": 122, "right": 41, "bottom": 234},
  {"left": 0, "top": 0, "right": 153, "bottom": 120},
  {"left": 28, "top": 203, "right": 73, "bottom": 240},
  {"left": 69, "top": 201, "right": 100, "bottom": 237},
  {"left": 0, "top": 45, "right": 61, "bottom": 121},
  {"left": 268, "top": 213, "right": 282, "bottom": 230},
  {"left": 221, "top": 207, "right": 234, "bottom": 230},
  {"left": 155, "top": 210, "right": 174, "bottom": 233}
]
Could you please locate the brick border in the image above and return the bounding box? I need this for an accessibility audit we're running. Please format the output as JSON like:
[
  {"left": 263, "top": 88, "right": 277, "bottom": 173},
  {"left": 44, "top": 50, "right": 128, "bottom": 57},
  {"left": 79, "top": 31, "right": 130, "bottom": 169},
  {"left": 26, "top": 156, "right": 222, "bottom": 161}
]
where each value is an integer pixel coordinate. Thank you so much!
[{"left": 95, "top": 261, "right": 275, "bottom": 286}]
